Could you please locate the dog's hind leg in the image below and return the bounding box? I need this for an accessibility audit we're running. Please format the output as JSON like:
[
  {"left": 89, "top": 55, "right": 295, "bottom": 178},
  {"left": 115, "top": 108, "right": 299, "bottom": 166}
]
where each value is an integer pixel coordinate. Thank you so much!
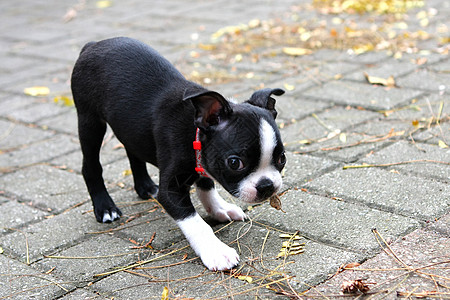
[
  {"left": 125, "top": 149, "right": 159, "bottom": 199},
  {"left": 78, "top": 113, "right": 122, "bottom": 223}
]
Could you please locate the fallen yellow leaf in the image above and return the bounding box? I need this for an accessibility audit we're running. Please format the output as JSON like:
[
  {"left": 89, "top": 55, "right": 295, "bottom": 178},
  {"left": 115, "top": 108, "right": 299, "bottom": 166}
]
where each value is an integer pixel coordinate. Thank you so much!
[
  {"left": 96, "top": 0, "right": 112, "bottom": 8},
  {"left": 438, "top": 140, "right": 449, "bottom": 148},
  {"left": 283, "top": 83, "right": 295, "bottom": 91},
  {"left": 198, "top": 43, "right": 217, "bottom": 51},
  {"left": 122, "top": 169, "right": 132, "bottom": 176},
  {"left": 279, "top": 233, "right": 301, "bottom": 240},
  {"left": 282, "top": 47, "right": 312, "bottom": 56},
  {"left": 161, "top": 286, "right": 169, "bottom": 300},
  {"left": 54, "top": 96, "right": 74, "bottom": 107},
  {"left": 353, "top": 43, "right": 374, "bottom": 55},
  {"left": 238, "top": 275, "right": 253, "bottom": 283},
  {"left": 24, "top": 86, "right": 50, "bottom": 97}
]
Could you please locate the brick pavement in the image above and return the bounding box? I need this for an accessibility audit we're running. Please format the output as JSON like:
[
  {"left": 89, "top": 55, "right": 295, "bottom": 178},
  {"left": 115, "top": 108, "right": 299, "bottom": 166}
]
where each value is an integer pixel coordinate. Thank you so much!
[{"left": 0, "top": 0, "right": 449, "bottom": 299}]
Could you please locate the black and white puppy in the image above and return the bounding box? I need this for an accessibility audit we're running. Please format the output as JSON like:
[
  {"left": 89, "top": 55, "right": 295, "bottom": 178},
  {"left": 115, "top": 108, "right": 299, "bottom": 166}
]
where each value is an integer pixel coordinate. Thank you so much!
[{"left": 71, "top": 37, "right": 286, "bottom": 271}]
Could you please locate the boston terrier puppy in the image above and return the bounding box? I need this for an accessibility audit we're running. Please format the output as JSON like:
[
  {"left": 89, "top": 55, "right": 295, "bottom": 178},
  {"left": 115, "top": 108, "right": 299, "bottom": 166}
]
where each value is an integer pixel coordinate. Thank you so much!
[{"left": 71, "top": 37, "right": 286, "bottom": 271}]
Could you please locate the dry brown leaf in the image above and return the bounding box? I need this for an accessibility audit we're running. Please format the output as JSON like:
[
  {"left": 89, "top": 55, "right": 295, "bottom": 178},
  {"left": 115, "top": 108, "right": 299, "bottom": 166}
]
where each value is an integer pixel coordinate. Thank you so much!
[
  {"left": 364, "top": 72, "right": 396, "bottom": 87},
  {"left": 344, "top": 262, "right": 361, "bottom": 269},
  {"left": 341, "top": 279, "right": 371, "bottom": 294},
  {"left": 270, "top": 194, "right": 285, "bottom": 212}
]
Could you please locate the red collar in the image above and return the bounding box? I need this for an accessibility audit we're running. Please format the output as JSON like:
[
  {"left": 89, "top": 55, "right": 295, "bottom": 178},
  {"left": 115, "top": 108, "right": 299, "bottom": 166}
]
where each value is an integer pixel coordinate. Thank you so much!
[{"left": 193, "top": 128, "right": 209, "bottom": 177}]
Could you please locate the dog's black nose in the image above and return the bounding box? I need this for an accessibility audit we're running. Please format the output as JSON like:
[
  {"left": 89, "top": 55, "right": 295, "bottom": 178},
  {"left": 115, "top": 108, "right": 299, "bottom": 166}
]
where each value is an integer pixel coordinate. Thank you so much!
[{"left": 256, "top": 178, "right": 275, "bottom": 200}]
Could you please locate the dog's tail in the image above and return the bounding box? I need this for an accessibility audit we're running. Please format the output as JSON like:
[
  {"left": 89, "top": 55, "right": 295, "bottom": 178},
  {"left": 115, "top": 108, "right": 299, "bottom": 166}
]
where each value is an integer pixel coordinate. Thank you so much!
[{"left": 80, "top": 41, "right": 96, "bottom": 54}]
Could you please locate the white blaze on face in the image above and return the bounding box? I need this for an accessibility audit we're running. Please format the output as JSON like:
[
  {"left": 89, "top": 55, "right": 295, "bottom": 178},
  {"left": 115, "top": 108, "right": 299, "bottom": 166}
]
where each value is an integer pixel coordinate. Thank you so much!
[{"left": 239, "top": 118, "right": 282, "bottom": 202}]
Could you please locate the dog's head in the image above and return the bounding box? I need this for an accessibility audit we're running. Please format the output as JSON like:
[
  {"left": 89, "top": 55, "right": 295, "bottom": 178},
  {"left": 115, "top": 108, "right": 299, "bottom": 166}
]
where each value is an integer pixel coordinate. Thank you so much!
[{"left": 184, "top": 87, "right": 286, "bottom": 203}]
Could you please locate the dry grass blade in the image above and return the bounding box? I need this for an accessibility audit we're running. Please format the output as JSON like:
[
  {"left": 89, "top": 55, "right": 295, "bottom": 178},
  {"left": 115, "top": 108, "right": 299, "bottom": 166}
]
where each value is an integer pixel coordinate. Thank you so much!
[
  {"left": 44, "top": 251, "right": 140, "bottom": 260},
  {"left": 93, "top": 246, "right": 189, "bottom": 277},
  {"left": 343, "top": 159, "right": 450, "bottom": 169}
]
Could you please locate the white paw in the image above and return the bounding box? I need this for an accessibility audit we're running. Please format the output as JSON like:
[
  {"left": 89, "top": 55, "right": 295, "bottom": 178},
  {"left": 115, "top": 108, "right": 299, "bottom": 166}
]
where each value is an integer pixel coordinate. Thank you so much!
[
  {"left": 196, "top": 187, "right": 247, "bottom": 222},
  {"left": 102, "top": 211, "right": 120, "bottom": 223},
  {"left": 177, "top": 213, "right": 240, "bottom": 271},
  {"left": 199, "top": 241, "right": 239, "bottom": 271},
  {"left": 211, "top": 202, "right": 247, "bottom": 222}
]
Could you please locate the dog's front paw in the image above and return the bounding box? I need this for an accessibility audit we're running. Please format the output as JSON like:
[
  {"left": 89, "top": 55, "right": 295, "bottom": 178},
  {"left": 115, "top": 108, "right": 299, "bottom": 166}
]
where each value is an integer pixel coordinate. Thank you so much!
[
  {"left": 199, "top": 241, "right": 239, "bottom": 271},
  {"left": 211, "top": 202, "right": 247, "bottom": 222}
]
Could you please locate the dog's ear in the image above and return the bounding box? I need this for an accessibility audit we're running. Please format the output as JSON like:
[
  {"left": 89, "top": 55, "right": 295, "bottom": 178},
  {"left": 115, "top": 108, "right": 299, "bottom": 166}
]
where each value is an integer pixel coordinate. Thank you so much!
[
  {"left": 246, "top": 88, "right": 285, "bottom": 119},
  {"left": 183, "top": 86, "right": 232, "bottom": 130}
]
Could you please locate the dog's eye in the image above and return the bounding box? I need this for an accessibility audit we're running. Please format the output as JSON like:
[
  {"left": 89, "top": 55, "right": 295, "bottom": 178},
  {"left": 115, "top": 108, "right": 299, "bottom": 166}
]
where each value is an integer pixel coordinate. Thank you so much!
[
  {"left": 226, "top": 156, "right": 244, "bottom": 171},
  {"left": 277, "top": 152, "right": 286, "bottom": 166}
]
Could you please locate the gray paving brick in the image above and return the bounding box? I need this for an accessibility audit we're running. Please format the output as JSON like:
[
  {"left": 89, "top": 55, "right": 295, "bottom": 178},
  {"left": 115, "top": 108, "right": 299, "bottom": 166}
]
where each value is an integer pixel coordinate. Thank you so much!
[
  {"left": 50, "top": 130, "right": 128, "bottom": 173},
  {"left": 0, "top": 204, "right": 114, "bottom": 263},
  {"left": 36, "top": 111, "right": 78, "bottom": 135},
  {"left": 397, "top": 67, "right": 450, "bottom": 92},
  {"left": 0, "top": 134, "right": 79, "bottom": 170},
  {"left": 2, "top": 70, "right": 71, "bottom": 97},
  {"left": 248, "top": 190, "right": 420, "bottom": 253},
  {"left": 0, "top": 58, "right": 69, "bottom": 87},
  {"left": 1, "top": 165, "right": 87, "bottom": 212},
  {"left": 292, "top": 118, "right": 415, "bottom": 162},
  {"left": 0, "top": 196, "right": 7, "bottom": 205},
  {"left": 0, "top": 200, "right": 47, "bottom": 232},
  {"left": 34, "top": 234, "right": 140, "bottom": 285},
  {"left": 302, "top": 80, "right": 424, "bottom": 110},
  {"left": 276, "top": 95, "right": 331, "bottom": 123},
  {"left": 282, "top": 106, "right": 379, "bottom": 152},
  {"left": 0, "top": 93, "right": 38, "bottom": 118},
  {"left": 345, "top": 60, "right": 418, "bottom": 82},
  {"left": 306, "top": 226, "right": 450, "bottom": 298},
  {"left": 9, "top": 38, "right": 91, "bottom": 64},
  {"left": 0, "top": 120, "right": 53, "bottom": 151},
  {"left": 362, "top": 140, "right": 450, "bottom": 182},
  {"left": 0, "top": 55, "right": 45, "bottom": 74},
  {"left": 263, "top": 60, "right": 361, "bottom": 92},
  {"left": 428, "top": 212, "right": 450, "bottom": 236},
  {"left": 58, "top": 288, "right": 99, "bottom": 300},
  {"left": 114, "top": 211, "right": 181, "bottom": 251},
  {"left": 383, "top": 93, "right": 449, "bottom": 121},
  {"left": 8, "top": 101, "right": 73, "bottom": 124},
  {"left": 305, "top": 168, "right": 450, "bottom": 221},
  {"left": 87, "top": 271, "right": 159, "bottom": 299},
  {"left": 0, "top": 23, "right": 68, "bottom": 44},
  {"left": 283, "top": 152, "right": 339, "bottom": 187},
  {"left": 0, "top": 254, "right": 74, "bottom": 300},
  {"left": 104, "top": 157, "right": 159, "bottom": 185}
]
